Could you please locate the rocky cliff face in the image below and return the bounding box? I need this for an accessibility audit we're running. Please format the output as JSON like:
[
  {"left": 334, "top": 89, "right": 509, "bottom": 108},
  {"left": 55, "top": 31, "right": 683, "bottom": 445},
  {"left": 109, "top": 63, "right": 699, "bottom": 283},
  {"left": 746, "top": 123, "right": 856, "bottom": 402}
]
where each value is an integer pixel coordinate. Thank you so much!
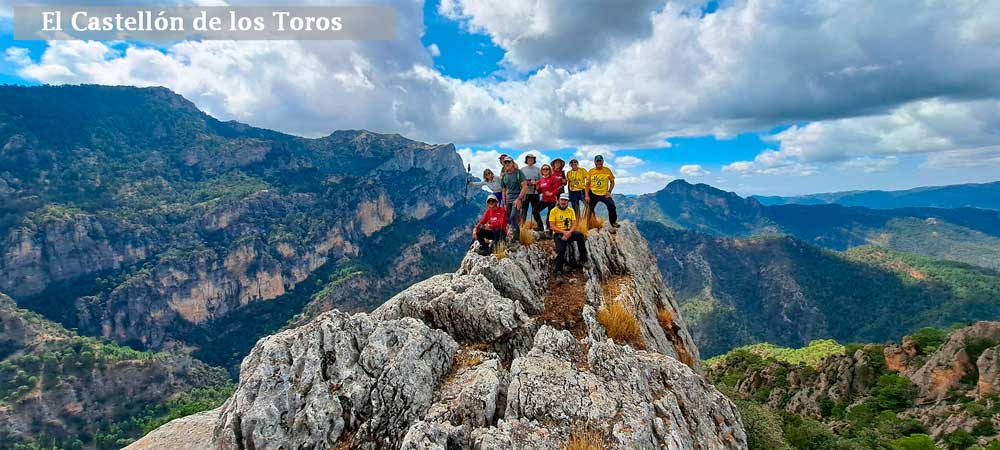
[
  {"left": 129, "top": 223, "right": 747, "bottom": 449},
  {"left": 0, "top": 85, "right": 476, "bottom": 364},
  {"left": 712, "top": 322, "right": 1000, "bottom": 445},
  {"left": 0, "top": 293, "right": 231, "bottom": 449}
]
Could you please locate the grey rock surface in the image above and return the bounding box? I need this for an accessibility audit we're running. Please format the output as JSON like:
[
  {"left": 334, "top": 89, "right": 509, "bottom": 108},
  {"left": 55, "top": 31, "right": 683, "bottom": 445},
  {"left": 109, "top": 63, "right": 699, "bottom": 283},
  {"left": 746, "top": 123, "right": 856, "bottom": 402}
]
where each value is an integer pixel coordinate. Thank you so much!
[
  {"left": 215, "top": 311, "right": 458, "bottom": 450},
  {"left": 157, "top": 223, "right": 746, "bottom": 449},
  {"left": 123, "top": 408, "right": 221, "bottom": 450}
]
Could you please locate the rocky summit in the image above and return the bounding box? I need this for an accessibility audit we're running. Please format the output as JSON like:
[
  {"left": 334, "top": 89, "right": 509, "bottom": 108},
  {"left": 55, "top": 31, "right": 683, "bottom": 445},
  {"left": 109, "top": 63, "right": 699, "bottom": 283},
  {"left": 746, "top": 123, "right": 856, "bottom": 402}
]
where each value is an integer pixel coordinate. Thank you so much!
[{"left": 127, "top": 223, "right": 748, "bottom": 450}]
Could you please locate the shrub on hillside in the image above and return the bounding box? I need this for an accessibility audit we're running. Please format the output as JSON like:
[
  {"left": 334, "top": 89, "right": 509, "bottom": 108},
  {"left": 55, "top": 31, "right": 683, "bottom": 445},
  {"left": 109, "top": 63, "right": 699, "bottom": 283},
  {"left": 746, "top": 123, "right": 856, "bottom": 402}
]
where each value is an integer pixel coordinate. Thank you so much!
[
  {"left": 890, "top": 434, "right": 940, "bottom": 450},
  {"left": 910, "top": 328, "right": 948, "bottom": 355},
  {"left": 732, "top": 399, "right": 793, "bottom": 450},
  {"left": 871, "top": 374, "right": 919, "bottom": 412}
]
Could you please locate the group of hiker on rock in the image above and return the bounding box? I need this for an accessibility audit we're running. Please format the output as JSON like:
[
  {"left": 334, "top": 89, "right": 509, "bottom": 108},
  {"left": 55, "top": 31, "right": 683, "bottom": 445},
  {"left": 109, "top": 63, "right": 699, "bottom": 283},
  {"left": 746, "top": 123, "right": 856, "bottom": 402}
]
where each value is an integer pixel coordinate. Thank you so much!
[{"left": 469, "top": 153, "right": 620, "bottom": 273}]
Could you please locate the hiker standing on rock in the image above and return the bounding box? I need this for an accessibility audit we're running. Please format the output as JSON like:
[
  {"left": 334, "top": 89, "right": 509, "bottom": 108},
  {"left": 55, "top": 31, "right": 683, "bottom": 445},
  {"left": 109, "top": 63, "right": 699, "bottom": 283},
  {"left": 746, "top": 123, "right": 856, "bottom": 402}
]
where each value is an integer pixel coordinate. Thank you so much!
[
  {"left": 566, "top": 158, "right": 588, "bottom": 215},
  {"left": 501, "top": 156, "right": 528, "bottom": 237},
  {"left": 551, "top": 158, "right": 568, "bottom": 194},
  {"left": 549, "top": 193, "right": 588, "bottom": 273},
  {"left": 473, "top": 197, "right": 507, "bottom": 255},
  {"left": 585, "top": 155, "right": 620, "bottom": 230},
  {"left": 521, "top": 154, "right": 542, "bottom": 226},
  {"left": 536, "top": 164, "right": 561, "bottom": 235},
  {"left": 468, "top": 168, "right": 503, "bottom": 204}
]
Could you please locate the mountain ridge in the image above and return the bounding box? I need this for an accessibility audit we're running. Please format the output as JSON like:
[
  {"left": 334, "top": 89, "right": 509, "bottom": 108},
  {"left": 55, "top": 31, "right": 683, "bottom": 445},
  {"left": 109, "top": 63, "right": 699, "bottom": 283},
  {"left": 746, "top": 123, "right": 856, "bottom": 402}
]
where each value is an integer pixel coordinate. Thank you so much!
[
  {"left": 0, "top": 84, "right": 478, "bottom": 373},
  {"left": 638, "top": 220, "right": 1000, "bottom": 357},
  {"left": 754, "top": 180, "right": 1000, "bottom": 210},
  {"left": 619, "top": 179, "right": 1000, "bottom": 270}
]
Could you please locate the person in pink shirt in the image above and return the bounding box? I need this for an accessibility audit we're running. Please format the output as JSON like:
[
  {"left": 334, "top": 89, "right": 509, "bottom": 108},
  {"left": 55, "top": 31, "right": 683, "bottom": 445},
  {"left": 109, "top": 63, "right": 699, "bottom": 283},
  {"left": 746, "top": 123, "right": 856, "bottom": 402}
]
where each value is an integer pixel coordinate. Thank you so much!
[{"left": 535, "top": 164, "right": 561, "bottom": 234}]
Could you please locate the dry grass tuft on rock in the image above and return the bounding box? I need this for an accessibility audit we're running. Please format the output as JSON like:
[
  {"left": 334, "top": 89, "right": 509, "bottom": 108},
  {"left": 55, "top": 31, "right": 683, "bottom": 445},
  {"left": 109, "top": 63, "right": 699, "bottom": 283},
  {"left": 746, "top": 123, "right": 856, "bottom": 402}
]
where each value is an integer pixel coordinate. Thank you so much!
[
  {"left": 563, "top": 428, "right": 605, "bottom": 450},
  {"left": 576, "top": 206, "right": 591, "bottom": 238},
  {"left": 656, "top": 307, "right": 674, "bottom": 332},
  {"left": 597, "top": 298, "right": 645, "bottom": 349},
  {"left": 586, "top": 209, "right": 604, "bottom": 230},
  {"left": 520, "top": 220, "right": 537, "bottom": 246},
  {"left": 493, "top": 240, "right": 508, "bottom": 259},
  {"left": 657, "top": 306, "right": 696, "bottom": 368}
]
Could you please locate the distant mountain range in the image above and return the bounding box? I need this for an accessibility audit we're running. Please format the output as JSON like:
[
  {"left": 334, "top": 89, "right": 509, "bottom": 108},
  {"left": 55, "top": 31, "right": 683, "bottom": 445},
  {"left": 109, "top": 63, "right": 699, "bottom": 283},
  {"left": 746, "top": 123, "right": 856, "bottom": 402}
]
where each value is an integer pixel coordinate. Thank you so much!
[
  {"left": 753, "top": 181, "right": 1000, "bottom": 210},
  {"left": 619, "top": 180, "right": 1000, "bottom": 270},
  {"left": 639, "top": 222, "right": 1000, "bottom": 357}
]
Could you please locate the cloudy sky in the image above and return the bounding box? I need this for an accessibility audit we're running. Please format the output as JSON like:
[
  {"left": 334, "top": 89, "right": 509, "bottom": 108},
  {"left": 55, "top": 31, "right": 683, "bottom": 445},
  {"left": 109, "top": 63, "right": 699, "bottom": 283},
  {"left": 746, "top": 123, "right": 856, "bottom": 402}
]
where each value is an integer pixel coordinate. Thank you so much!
[{"left": 2, "top": 0, "right": 999, "bottom": 195}]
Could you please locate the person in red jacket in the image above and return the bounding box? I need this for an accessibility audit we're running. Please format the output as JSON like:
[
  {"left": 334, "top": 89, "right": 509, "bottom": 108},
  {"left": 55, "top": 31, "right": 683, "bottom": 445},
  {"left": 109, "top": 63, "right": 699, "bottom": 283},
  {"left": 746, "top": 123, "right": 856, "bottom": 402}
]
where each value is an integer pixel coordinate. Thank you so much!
[
  {"left": 473, "top": 196, "right": 507, "bottom": 255},
  {"left": 535, "top": 164, "right": 561, "bottom": 234}
]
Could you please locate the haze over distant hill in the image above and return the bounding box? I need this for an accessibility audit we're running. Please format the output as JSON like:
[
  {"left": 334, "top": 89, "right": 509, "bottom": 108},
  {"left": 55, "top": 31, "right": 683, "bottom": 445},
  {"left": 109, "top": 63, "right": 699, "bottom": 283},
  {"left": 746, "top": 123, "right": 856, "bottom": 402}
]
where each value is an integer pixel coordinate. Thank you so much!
[
  {"left": 753, "top": 181, "right": 1000, "bottom": 210},
  {"left": 618, "top": 179, "right": 1000, "bottom": 270}
]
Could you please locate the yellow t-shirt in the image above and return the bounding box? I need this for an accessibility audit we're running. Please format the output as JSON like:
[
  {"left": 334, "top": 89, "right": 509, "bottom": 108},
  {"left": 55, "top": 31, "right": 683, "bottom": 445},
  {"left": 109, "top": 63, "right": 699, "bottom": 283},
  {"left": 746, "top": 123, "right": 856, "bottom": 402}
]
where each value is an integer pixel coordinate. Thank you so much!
[
  {"left": 588, "top": 167, "right": 615, "bottom": 196},
  {"left": 566, "top": 167, "right": 589, "bottom": 192},
  {"left": 548, "top": 206, "right": 577, "bottom": 231}
]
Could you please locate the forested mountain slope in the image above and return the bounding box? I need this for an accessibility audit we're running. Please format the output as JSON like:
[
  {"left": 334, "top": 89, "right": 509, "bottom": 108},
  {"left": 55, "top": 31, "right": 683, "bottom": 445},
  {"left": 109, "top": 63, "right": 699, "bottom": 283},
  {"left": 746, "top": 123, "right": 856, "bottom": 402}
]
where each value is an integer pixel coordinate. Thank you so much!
[
  {"left": 639, "top": 221, "right": 1000, "bottom": 357},
  {"left": 0, "top": 85, "right": 478, "bottom": 372},
  {"left": 619, "top": 179, "right": 1000, "bottom": 270}
]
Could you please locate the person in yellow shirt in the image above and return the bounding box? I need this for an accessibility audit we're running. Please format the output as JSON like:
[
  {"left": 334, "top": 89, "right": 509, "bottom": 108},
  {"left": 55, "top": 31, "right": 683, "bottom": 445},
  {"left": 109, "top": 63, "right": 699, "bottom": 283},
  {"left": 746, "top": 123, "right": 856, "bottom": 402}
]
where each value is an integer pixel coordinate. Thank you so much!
[
  {"left": 584, "top": 154, "right": 619, "bottom": 229},
  {"left": 548, "top": 193, "right": 588, "bottom": 273},
  {"left": 565, "top": 158, "right": 589, "bottom": 215}
]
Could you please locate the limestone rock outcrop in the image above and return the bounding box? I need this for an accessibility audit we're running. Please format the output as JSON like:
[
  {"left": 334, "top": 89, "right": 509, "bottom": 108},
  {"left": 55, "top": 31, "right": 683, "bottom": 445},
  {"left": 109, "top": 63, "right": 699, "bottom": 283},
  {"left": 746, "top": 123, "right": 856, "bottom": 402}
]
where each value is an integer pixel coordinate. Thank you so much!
[{"left": 134, "top": 223, "right": 748, "bottom": 449}]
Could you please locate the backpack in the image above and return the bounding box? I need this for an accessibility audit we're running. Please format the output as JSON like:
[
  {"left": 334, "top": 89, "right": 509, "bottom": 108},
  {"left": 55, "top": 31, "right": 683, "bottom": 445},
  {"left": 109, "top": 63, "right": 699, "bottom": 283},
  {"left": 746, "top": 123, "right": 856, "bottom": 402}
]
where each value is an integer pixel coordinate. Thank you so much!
[{"left": 503, "top": 170, "right": 523, "bottom": 190}]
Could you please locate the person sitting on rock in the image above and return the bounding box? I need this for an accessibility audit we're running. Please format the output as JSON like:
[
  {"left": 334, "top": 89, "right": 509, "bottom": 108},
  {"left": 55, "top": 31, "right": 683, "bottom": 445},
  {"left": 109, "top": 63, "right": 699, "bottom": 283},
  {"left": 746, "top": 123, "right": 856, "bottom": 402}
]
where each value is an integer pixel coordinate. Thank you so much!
[
  {"left": 585, "top": 154, "right": 620, "bottom": 231},
  {"left": 549, "top": 193, "right": 588, "bottom": 273},
  {"left": 473, "top": 196, "right": 507, "bottom": 255},
  {"left": 536, "top": 164, "right": 561, "bottom": 235}
]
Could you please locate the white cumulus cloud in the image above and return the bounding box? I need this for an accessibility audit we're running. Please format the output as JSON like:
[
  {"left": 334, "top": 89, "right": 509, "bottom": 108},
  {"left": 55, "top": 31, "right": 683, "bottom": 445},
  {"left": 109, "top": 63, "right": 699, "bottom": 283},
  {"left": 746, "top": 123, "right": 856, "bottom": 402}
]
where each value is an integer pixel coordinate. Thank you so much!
[{"left": 679, "top": 164, "right": 710, "bottom": 177}]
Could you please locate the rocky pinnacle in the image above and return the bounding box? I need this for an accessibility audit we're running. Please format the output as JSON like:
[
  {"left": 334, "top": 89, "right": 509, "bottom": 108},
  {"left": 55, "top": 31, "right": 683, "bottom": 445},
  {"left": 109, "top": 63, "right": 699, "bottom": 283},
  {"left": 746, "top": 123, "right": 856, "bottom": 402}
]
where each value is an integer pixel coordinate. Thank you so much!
[{"left": 129, "top": 223, "right": 748, "bottom": 450}]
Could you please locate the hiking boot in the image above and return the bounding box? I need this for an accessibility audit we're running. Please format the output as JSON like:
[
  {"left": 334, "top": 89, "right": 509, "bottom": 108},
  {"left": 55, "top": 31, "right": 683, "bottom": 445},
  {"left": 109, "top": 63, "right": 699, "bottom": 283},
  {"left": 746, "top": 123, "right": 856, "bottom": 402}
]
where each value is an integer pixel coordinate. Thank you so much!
[
  {"left": 611, "top": 223, "right": 620, "bottom": 228},
  {"left": 579, "top": 253, "right": 589, "bottom": 264},
  {"left": 476, "top": 246, "right": 491, "bottom": 256}
]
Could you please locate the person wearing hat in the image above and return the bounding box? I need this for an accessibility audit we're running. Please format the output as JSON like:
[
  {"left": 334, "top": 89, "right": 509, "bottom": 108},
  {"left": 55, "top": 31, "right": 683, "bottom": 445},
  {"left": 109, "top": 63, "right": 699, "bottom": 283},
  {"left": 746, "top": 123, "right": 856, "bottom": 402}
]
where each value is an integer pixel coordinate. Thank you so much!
[
  {"left": 536, "top": 164, "right": 561, "bottom": 234},
  {"left": 473, "top": 196, "right": 507, "bottom": 255},
  {"left": 550, "top": 158, "right": 568, "bottom": 193},
  {"left": 497, "top": 153, "right": 510, "bottom": 175},
  {"left": 548, "top": 192, "right": 588, "bottom": 273},
  {"left": 521, "top": 154, "right": 542, "bottom": 225},
  {"left": 585, "top": 154, "right": 619, "bottom": 230},
  {"left": 500, "top": 156, "right": 528, "bottom": 236},
  {"left": 565, "top": 158, "right": 588, "bottom": 215}
]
